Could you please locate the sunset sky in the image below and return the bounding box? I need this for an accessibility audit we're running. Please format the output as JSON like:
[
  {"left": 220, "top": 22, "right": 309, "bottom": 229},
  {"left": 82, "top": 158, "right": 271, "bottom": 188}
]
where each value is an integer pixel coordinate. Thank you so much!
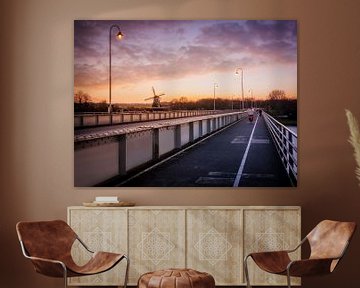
[{"left": 74, "top": 20, "right": 297, "bottom": 104}]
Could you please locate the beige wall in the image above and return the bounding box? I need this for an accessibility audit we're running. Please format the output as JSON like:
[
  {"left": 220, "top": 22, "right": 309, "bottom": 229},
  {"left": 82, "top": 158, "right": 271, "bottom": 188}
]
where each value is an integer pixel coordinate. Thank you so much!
[{"left": 1, "top": 0, "right": 360, "bottom": 287}]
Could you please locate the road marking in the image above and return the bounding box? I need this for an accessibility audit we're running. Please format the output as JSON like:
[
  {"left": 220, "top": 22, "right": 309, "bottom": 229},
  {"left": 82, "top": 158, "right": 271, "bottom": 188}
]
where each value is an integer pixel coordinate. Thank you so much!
[
  {"left": 232, "top": 137, "right": 269, "bottom": 144},
  {"left": 231, "top": 136, "right": 249, "bottom": 144},
  {"left": 208, "top": 171, "right": 237, "bottom": 177},
  {"left": 195, "top": 177, "right": 235, "bottom": 185},
  {"left": 251, "top": 138, "right": 270, "bottom": 144},
  {"left": 241, "top": 173, "right": 275, "bottom": 179},
  {"left": 233, "top": 116, "right": 259, "bottom": 187}
]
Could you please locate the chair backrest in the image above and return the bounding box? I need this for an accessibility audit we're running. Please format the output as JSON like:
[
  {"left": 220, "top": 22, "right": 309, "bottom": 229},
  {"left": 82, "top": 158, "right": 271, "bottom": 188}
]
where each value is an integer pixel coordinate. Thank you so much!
[
  {"left": 307, "top": 220, "right": 356, "bottom": 261},
  {"left": 16, "top": 220, "right": 77, "bottom": 261}
]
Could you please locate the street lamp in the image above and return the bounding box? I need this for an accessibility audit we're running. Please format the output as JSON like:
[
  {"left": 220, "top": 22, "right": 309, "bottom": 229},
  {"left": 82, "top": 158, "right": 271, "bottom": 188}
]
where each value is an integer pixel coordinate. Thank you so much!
[
  {"left": 213, "top": 83, "right": 218, "bottom": 111},
  {"left": 235, "top": 68, "right": 244, "bottom": 110},
  {"left": 108, "top": 24, "right": 124, "bottom": 114}
]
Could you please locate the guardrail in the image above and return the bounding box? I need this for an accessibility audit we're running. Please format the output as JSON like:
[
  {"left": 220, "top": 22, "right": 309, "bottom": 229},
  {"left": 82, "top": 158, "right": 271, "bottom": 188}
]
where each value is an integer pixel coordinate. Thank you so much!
[
  {"left": 74, "top": 110, "right": 223, "bottom": 128},
  {"left": 74, "top": 111, "right": 246, "bottom": 186},
  {"left": 263, "top": 112, "right": 298, "bottom": 185}
]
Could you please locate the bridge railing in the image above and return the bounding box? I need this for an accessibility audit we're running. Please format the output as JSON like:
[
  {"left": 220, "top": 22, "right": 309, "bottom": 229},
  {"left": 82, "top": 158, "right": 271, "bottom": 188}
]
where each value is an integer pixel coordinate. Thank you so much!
[
  {"left": 74, "top": 110, "right": 226, "bottom": 128},
  {"left": 74, "top": 111, "right": 246, "bottom": 186},
  {"left": 263, "top": 112, "right": 298, "bottom": 185}
]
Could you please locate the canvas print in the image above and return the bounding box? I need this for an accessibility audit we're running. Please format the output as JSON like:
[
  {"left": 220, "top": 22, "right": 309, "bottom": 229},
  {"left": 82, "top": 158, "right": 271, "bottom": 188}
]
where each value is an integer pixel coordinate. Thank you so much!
[{"left": 74, "top": 20, "right": 297, "bottom": 187}]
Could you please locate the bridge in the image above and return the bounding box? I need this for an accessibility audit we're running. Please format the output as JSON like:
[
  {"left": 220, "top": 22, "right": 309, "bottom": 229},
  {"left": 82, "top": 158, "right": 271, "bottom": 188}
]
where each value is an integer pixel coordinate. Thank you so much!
[{"left": 74, "top": 111, "right": 297, "bottom": 187}]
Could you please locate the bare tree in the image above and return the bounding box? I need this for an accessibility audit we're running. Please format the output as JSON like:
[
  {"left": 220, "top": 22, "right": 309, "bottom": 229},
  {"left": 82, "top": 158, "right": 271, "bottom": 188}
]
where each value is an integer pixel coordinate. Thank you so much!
[
  {"left": 74, "top": 90, "right": 91, "bottom": 104},
  {"left": 268, "top": 90, "right": 287, "bottom": 101}
]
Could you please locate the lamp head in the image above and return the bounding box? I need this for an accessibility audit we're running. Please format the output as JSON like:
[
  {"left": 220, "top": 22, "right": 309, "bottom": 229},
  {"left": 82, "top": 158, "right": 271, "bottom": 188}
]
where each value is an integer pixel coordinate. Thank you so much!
[{"left": 116, "top": 31, "right": 124, "bottom": 40}]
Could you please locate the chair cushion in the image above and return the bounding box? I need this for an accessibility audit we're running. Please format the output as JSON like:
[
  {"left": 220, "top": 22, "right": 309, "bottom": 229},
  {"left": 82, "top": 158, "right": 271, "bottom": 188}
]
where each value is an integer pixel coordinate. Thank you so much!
[{"left": 138, "top": 269, "right": 215, "bottom": 288}]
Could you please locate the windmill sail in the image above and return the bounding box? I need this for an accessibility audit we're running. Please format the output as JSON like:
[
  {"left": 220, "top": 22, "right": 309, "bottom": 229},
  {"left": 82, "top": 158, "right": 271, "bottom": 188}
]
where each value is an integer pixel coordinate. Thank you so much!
[{"left": 144, "top": 86, "right": 165, "bottom": 107}]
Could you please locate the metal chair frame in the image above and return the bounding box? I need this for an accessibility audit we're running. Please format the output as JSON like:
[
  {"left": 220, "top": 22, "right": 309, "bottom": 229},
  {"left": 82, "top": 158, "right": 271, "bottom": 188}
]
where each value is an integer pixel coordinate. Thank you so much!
[
  {"left": 244, "top": 237, "right": 350, "bottom": 288},
  {"left": 19, "top": 234, "right": 129, "bottom": 288}
]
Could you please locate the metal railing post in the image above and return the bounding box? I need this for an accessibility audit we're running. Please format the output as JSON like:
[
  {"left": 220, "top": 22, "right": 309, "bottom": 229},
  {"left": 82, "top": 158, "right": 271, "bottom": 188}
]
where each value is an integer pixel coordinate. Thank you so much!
[{"left": 263, "top": 112, "right": 297, "bottom": 185}]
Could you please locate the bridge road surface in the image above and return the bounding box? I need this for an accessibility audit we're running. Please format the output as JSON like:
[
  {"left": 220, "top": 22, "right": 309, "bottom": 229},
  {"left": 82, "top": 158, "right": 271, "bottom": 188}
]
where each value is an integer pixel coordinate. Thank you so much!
[{"left": 117, "top": 115, "right": 292, "bottom": 187}]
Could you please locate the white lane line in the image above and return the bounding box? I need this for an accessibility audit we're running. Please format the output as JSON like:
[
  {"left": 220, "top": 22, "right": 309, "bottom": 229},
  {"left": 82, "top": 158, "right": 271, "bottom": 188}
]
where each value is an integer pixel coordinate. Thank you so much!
[{"left": 233, "top": 116, "right": 259, "bottom": 187}]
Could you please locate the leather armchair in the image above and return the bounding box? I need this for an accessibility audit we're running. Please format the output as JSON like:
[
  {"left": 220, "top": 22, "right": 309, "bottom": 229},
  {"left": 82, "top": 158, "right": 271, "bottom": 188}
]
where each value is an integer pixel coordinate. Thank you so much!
[
  {"left": 244, "top": 220, "right": 356, "bottom": 288},
  {"left": 16, "top": 220, "right": 129, "bottom": 288}
]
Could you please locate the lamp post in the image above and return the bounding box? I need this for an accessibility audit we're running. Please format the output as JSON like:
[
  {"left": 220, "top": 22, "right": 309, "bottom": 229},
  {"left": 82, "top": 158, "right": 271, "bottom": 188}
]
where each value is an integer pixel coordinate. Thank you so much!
[
  {"left": 235, "top": 68, "right": 244, "bottom": 110},
  {"left": 213, "top": 83, "right": 218, "bottom": 111},
  {"left": 248, "top": 89, "right": 253, "bottom": 108},
  {"left": 108, "top": 24, "right": 124, "bottom": 114}
]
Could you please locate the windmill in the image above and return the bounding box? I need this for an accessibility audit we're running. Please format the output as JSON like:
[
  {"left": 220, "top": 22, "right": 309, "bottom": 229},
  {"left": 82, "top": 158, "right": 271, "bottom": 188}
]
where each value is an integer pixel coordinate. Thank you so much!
[{"left": 144, "top": 86, "right": 165, "bottom": 108}]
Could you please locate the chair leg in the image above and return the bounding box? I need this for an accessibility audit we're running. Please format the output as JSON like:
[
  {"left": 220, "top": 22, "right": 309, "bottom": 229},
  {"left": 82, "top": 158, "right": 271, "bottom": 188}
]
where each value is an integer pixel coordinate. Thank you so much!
[
  {"left": 286, "top": 269, "right": 291, "bottom": 288},
  {"left": 62, "top": 264, "right": 68, "bottom": 288},
  {"left": 123, "top": 255, "right": 130, "bottom": 288},
  {"left": 244, "top": 255, "right": 252, "bottom": 288}
]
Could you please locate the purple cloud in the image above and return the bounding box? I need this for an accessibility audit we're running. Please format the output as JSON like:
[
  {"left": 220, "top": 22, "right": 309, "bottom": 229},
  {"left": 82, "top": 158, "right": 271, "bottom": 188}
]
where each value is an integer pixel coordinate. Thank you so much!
[{"left": 74, "top": 20, "right": 297, "bottom": 92}]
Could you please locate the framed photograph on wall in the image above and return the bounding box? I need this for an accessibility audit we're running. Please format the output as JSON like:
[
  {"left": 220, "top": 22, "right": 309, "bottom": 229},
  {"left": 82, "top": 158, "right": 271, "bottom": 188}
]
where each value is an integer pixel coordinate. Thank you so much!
[{"left": 74, "top": 20, "right": 297, "bottom": 187}]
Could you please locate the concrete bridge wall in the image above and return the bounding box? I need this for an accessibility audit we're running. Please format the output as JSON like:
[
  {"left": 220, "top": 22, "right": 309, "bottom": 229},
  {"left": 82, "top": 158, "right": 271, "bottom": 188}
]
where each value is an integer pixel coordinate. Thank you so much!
[
  {"left": 75, "top": 110, "right": 220, "bottom": 128},
  {"left": 75, "top": 112, "right": 245, "bottom": 186}
]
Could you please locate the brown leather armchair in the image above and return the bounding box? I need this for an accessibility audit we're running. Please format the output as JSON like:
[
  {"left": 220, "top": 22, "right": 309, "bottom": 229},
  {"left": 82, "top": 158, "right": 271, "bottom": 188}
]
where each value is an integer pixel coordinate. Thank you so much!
[
  {"left": 244, "top": 220, "right": 356, "bottom": 288},
  {"left": 16, "top": 220, "right": 129, "bottom": 288}
]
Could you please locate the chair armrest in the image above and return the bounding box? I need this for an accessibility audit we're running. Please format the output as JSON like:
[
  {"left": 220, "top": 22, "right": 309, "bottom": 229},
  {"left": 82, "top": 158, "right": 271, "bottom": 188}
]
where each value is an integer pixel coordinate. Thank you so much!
[
  {"left": 19, "top": 240, "right": 67, "bottom": 277},
  {"left": 246, "top": 250, "right": 292, "bottom": 262},
  {"left": 26, "top": 255, "right": 67, "bottom": 278},
  {"left": 253, "top": 250, "right": 289, "bottom": 254},
  {"left": 26, "top": 255, "right": 65, "bottom": 265},
  {"left": 285, "top": 237, "right": 307, "bottom": 253},
  {"left": 245, "top": 237, "right": 306, "bottom": 259},
  {"left": 287, "top": 258, "right": 336, "bottom": 277},
  {"left": 76, "top": 236, "right": 94, "bottom": 253}
]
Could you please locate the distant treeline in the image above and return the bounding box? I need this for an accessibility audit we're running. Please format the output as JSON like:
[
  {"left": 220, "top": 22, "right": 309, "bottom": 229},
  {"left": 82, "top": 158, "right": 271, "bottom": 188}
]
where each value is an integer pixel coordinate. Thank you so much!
[
  {"left": 266, "top": 90, "right": 297, "bottom": 125},
  {"left": 74, "top": 89, "right": 297, "bottom": 124},
  {"left": 169, "top": 95, "right": 296, "bottom": 124}
]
